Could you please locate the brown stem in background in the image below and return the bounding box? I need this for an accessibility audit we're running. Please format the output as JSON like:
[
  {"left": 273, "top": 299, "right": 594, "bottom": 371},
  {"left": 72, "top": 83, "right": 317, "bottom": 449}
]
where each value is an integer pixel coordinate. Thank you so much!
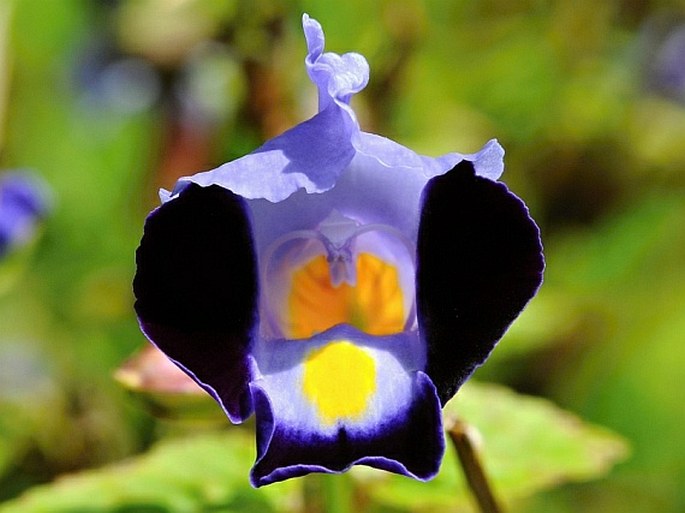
[
  {"left": 155, "top": 112, "right": 214, "bottom": 189},
  {"left": 143, "top": 61, "right": 217, "bottom": 204},
  {"left": 447, "top": 418, "right": 503, "bottom": 513},
  {"left": 364, "top": 41, "right": 414, "bottom": 134},
  {"left": 231, "top": 11, "right": 294, "bottom": 141},
  {"left": 151, "top": 10, "right": 292, "bottom": 199},
  {"left": 242, "top": 57, "right": 293, "bottom": 139}
]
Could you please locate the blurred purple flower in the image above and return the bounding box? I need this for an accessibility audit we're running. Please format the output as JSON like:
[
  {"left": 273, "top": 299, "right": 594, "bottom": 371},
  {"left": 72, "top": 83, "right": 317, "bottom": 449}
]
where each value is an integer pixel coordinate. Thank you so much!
[
  {"left": 133, "top": 15, "right": 543, "bottom": 487},
  {"left": 73, "top": 39, "right": 161, "bottom": 115},
  {"left": 640, "top": 16, "right": 685, "bottom": 103},
  {"left": 0, "top": 172, "right": 50, "bottom": 258}
]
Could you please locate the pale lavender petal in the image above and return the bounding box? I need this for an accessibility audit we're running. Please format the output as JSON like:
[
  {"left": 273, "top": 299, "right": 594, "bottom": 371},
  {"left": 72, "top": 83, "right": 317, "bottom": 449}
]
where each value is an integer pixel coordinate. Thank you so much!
[
  {"left": 169, "top": 15, "right": 371, "bottom": 205},
  {"left": 240, "top": 133, "right": 504, "bottom": 255},
  {"left": 356, "top": 132, "right": 504, "bottom": 181},
  {"left": 174, "top": 105, "right": 355, "bottom": 203}
]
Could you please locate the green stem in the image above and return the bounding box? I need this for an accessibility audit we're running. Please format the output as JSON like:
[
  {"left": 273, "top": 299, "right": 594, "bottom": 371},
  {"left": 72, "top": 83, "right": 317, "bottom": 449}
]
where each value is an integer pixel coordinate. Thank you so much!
[
  {"left": 447, "top": 418, "right": 503, "bottom": 513},
  {"left": 303, "top": 473, "right": 353, "bottom": 513},
  {"left": 323, "top": 473, "right": 352, "bottom": 513}
]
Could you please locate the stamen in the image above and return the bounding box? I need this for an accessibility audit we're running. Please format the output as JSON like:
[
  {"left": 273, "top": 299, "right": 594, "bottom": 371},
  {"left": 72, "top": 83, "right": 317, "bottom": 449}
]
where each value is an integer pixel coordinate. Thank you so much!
[
  {"left": 326, "top": 244, "right": 357, "bottom": 287},
  {"left": 318, "top": 210, "right": 360, "bottom": 287}
]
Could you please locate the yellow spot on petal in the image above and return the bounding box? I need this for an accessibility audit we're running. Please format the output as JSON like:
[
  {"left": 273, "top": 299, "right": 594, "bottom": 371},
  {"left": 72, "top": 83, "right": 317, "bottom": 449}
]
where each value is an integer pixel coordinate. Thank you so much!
[
  {"left": 302, "top": 340, "right": 376, "bottom": 425},
  {"left": 286, "top": 253, "right": 405, "bottom": 338}
]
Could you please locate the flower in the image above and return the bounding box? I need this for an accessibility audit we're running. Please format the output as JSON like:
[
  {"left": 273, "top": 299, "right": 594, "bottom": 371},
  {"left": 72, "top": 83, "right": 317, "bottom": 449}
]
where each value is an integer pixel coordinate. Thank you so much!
[
  {"left": 641, "top": 16, "right": 685, "bottom": 104},
  {"left": 0, "top": 172, "right": 50, "bottom": 259},
  {"left": 133, "top": 14, "right": 544, "bottom": 487}
]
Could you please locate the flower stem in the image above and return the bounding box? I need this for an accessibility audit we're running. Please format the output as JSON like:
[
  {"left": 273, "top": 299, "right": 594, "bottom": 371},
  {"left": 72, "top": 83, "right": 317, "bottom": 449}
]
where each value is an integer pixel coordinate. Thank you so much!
[
  {"left": 324, "top": 474, "right": 353, "bottom": 513},
  {"left": 447, "top": 418, "right": 503, "bottom": 513},
  {"left": 303, "top": 473, "right": 352, "bottom": 513}
]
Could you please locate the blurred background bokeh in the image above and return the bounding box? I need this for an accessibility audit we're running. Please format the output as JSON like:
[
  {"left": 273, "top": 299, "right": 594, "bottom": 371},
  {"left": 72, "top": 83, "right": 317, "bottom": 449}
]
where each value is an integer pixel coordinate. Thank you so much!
[{"left": 0, "top": 0, "right": 684, "bottom": 512}]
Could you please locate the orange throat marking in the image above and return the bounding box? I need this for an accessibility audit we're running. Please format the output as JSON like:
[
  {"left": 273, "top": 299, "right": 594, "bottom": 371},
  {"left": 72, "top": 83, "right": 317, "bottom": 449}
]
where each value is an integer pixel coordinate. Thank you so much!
[{"left": 285, "top": 252, "right": 406, "bottom": 339}]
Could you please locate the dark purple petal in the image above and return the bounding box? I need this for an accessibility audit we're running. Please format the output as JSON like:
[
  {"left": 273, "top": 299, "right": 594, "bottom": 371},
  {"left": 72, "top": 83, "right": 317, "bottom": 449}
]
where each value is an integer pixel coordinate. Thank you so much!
[
  {"left": 417, "top": 161, "right": 544, "bottom": 404},
  {"left": 249, "top": 371, "right": 444, "bottom": 487},
  {"left": 133, "top": 183, "right": 258, "bottom": 422}
]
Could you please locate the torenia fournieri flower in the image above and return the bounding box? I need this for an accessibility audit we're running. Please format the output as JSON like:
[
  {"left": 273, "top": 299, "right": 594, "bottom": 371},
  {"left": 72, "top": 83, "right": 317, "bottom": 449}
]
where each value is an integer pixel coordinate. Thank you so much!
[
  {"left": 133, "top": 15, "right": 544, "bottom": 487},
  {"left": 0, "top": 171, "right": 50, "bottom": 259}
]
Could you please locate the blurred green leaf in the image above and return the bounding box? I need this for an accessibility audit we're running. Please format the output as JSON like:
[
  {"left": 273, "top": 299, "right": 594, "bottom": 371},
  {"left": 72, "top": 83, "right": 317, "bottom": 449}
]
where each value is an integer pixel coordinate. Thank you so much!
[
  {"left": 0, "top": 405, "right": 30, "bottom": 477},
  {"left": 357, "top": 381, "right": 629, "bottom": 512},
  {"left": 539, "top": 192, "right": 685, "bottom": 510},
  {"left": 0, "top": 430, "right": 299, "bottom": 513}
]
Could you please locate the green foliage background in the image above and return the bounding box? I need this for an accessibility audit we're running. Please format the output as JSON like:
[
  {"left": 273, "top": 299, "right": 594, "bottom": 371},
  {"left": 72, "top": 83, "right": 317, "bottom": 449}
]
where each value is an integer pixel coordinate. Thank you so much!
[{"left": 0, "top": 0, "right": 683, "bottom": 511}]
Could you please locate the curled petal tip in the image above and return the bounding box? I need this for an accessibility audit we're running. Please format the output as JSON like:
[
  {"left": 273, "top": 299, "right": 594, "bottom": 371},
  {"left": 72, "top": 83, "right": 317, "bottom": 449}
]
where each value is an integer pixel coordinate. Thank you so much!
[
  {"left": 302, "top": 14, "right": 369, "bottom": 111},
  {"left": 303, "top": 14, "right": 324, "bottom": 62}
]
